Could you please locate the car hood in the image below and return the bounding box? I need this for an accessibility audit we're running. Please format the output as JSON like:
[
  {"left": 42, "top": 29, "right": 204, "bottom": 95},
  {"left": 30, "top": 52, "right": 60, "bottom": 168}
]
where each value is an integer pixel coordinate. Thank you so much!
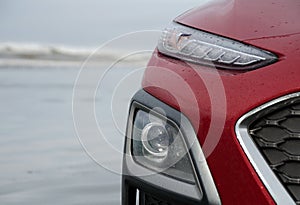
[{"left": 175, "top": 0, "right": 300, "bottom": 41}]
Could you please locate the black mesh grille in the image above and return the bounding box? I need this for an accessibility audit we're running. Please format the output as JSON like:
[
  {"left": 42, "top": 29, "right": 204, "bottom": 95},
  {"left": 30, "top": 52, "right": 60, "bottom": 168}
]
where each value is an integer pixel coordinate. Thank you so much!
[
  {"left": 144, "top": 193, "right": 173, "bottom": 205},
  {"left": 249, "top": 99, "right": 300, "bottom": 204},
  {"left": 141, "top": 192, "right": 179, "bottom": 205}
]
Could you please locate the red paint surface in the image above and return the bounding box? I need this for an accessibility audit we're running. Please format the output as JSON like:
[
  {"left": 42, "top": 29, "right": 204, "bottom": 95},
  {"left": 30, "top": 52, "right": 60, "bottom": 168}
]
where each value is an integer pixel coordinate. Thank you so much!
[
  {"left": 175, "top": 0, "right": 300, "bottom": 41},
  {"left": 142, "top": 0, "right": 300, "bottom": 204}
]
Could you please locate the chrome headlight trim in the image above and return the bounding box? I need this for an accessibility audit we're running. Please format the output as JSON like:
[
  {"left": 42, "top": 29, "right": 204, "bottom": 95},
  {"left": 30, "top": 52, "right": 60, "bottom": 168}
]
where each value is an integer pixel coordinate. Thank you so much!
[{"left": 235, "top": 92, "right": 300, "bottom": 205}]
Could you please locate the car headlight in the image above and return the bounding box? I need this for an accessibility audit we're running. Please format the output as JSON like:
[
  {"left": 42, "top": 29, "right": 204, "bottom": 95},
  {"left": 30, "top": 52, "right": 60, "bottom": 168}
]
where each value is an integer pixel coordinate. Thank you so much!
[
  {"left": 132, "top": 109, "right": 197, "bottom": 184},
  {"left": 157, "top": 22, "right": 277, "bottom": 70}
]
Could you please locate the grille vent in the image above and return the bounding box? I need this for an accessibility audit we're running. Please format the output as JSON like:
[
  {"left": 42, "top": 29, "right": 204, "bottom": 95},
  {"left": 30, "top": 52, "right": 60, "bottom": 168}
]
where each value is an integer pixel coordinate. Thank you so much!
[{"left": 249, "top": 98, "right": 300, "bottom": 204}]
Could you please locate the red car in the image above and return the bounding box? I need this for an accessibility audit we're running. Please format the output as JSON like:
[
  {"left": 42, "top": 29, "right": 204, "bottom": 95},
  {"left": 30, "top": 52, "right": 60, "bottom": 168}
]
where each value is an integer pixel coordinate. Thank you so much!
[{"left": 122, "top": 0, "right": 300, "bottom": 204}]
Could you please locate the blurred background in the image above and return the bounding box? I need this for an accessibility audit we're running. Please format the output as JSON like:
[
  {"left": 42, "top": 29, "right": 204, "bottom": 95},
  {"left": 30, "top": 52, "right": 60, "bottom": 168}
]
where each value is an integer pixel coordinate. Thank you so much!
[{"left": 0, "top": 0, "right": 202, "bottom": 204}]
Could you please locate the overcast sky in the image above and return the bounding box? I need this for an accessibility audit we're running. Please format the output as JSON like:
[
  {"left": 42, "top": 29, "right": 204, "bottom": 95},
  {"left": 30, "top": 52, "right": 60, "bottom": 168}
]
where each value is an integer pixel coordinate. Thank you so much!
[{"left": 0, "top": 0, "right": 205, "bottom": 46}]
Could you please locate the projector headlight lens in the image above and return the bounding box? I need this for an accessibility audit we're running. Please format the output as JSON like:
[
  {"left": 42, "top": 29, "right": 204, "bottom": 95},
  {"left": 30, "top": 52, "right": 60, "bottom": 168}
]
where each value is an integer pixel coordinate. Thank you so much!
[
  {"left": 157, "top": 22, "right": 277, "bottom": 70},
  {"left": 132, "top": 109, "right": 196, "bottom": 184},
  {"left": 141, "top": 122, "right": 170, "bottom": 158}
]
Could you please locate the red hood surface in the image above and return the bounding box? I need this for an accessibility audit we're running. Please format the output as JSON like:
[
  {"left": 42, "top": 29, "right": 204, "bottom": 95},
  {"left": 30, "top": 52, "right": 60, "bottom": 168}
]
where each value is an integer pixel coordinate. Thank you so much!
[{"left": 175, "top": 0, "right": 300, "bottom": 41}]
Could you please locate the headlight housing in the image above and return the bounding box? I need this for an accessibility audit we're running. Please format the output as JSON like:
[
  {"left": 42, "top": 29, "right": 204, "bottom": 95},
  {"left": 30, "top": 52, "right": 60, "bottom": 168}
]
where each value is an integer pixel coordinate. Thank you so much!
[
  {"left": 157, "top": 22, "right": 277, "bottom": 70},
  {"left": 132, "top": 109, "right": 197, "bottom": 184},
  {"left": 123, "top": 91, "right": 222, "bottom": 205}
]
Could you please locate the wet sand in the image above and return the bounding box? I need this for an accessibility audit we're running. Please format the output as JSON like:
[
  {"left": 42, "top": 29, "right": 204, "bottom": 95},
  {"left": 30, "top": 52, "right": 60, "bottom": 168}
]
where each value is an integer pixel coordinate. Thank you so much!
[{"left": 0, "top": 66, "right": 140, "bottom": 205}]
